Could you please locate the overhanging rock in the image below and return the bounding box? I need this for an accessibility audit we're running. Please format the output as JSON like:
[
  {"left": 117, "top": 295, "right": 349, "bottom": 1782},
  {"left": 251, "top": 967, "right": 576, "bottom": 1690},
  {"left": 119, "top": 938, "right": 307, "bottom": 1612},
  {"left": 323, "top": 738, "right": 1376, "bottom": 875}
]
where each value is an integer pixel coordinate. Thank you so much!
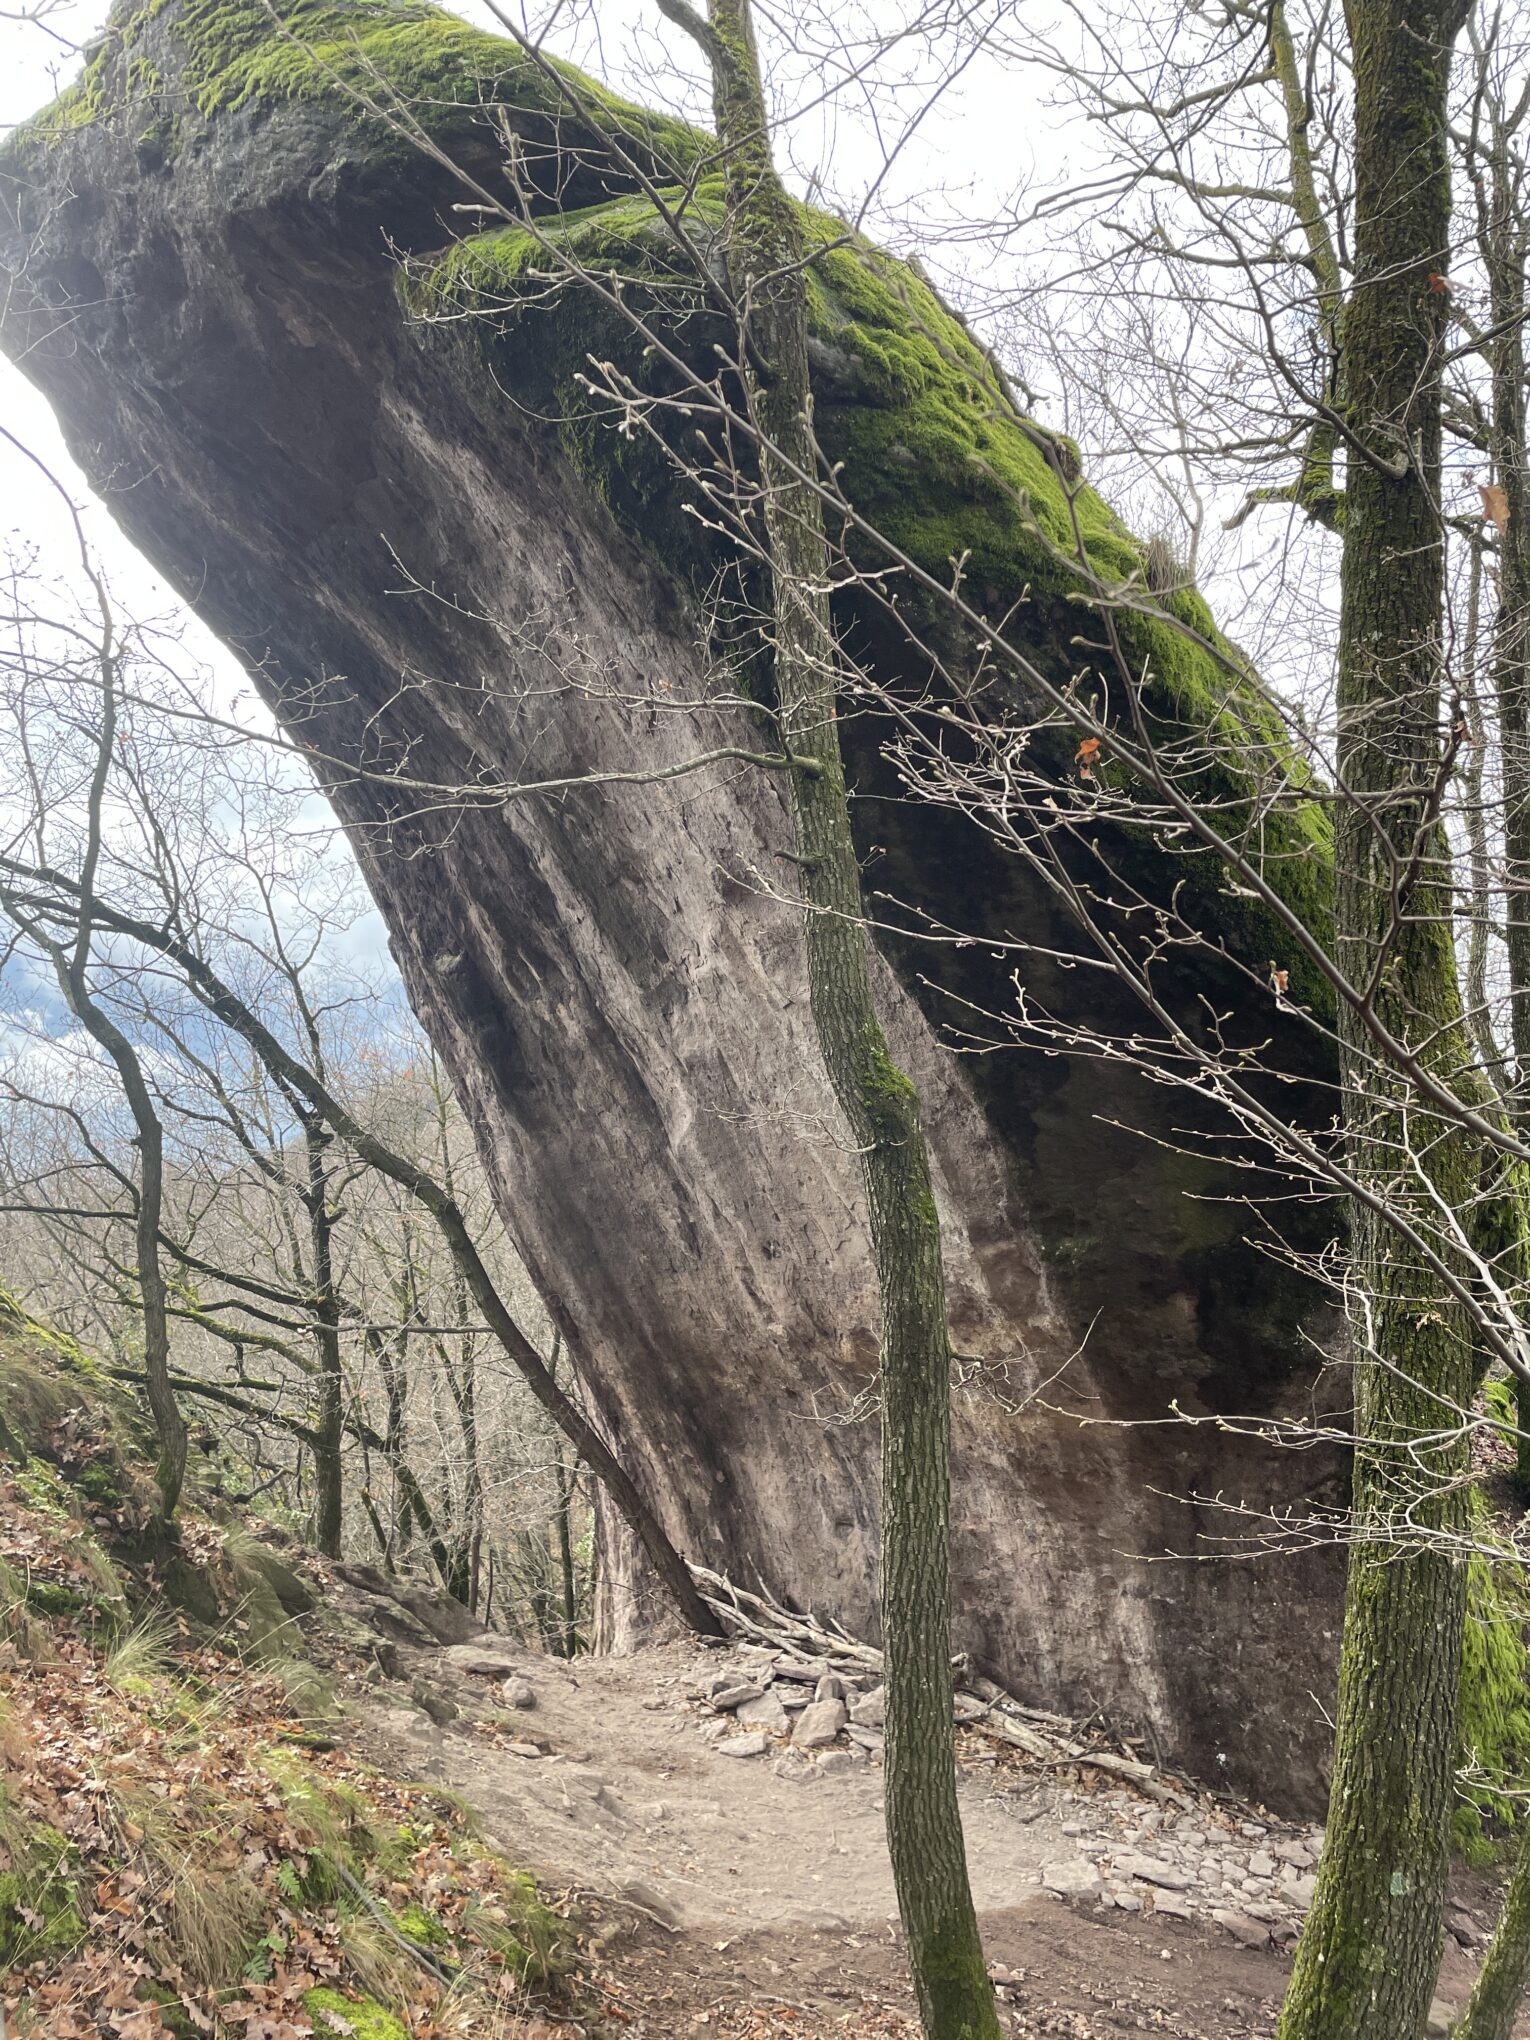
[{"left": 1, "top": 0, "right": 1345, "bottom": 1807}]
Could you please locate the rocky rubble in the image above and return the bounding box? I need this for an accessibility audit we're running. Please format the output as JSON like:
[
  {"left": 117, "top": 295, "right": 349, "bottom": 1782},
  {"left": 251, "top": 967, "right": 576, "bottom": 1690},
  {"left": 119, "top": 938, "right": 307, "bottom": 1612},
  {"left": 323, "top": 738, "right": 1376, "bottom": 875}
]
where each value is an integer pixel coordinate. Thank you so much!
[
  {"left": 678, "top": 1647, "right": 1342, "bottom": 1953},
  {"left": 689, "top": 1649, "right": 882, "bottom": 1773},
  {"left": 1033, "top": 1815, "right": 1321, "bottom": 1948}
]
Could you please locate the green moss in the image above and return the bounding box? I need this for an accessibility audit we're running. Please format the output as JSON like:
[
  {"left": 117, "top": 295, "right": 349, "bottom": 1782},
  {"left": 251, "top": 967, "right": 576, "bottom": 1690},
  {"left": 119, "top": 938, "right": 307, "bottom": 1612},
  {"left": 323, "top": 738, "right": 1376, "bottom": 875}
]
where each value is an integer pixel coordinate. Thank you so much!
[
  {"left": 22, "top": 1580, "right": 85, "bottom": 1616},
  {"left": 0, "top": 1819, "right": 84, "bottom": 1966},
  {"left": 1457, "top": 1491, "right": 1530, "bottom": 1834},
  {"left": 16, "top": 1461, "right": 71, "bottom": 1518},
  {"left": 857, "top": 1032, "right": 920, "bottom": 1146},
  {"left": 22, "top": 73, "right": 109, "bottom": 143},
  {"left": 412, "top": 186, "right": 1332, "bottom": 1005},
  {"left": 390, "top": 1900, "right": 445, "bottom": 1948},
  {"left": 302, "top": 1987, "right": 408, "bottom": 2040},
  {"left": 258, "top": 1748, "right": 380, "bottom": 1898},
  {"left": 19, "top": 0, "right": 703, "bottom": 176},
  {"left": 1, "top": 1450, "right": 126, "bottom": 1624},
  {"left": 77, "top": 1459, "right": 127, "bottom": 1510},
  {"left": 0, "top": 1291, "right": 104, "bottom": 1382},
  {"left": 134, "top": 1980, "right": 201, "bottom": 2039},
  {"left": 175, "top": 0, "right": 534, "bottom": 121},
  {"left": 0, "top": 1317, "right": 149, "bottom": 1488},
  {"left": 455, "top": 1858, "right": 569, "bottom": 1989},
  {"left": 1485, "top": 1375, "right": 1517, "bottom": 1432}
]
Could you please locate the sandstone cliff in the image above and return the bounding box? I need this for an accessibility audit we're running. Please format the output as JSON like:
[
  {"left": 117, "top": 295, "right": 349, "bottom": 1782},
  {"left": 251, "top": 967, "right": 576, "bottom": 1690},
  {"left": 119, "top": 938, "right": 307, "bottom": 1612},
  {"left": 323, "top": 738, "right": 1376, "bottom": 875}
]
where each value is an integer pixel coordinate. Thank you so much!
[{"left": 0, "top": 0, "right": 1346, "bottom": 1805}]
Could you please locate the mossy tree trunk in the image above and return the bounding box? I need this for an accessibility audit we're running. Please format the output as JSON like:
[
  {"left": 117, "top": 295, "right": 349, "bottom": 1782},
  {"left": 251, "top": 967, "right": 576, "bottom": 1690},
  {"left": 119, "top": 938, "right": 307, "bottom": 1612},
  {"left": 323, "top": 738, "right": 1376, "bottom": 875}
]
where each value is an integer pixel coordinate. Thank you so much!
[
  {"left": 1456, "top": 1812, "right": 1530, "bottom": 2040},
  {"left": 659, "top": 1, "right": 999, "bottom": 2030},
  {"left": 1275, "top": 0, "right": 1477, "bottom": 2033}
]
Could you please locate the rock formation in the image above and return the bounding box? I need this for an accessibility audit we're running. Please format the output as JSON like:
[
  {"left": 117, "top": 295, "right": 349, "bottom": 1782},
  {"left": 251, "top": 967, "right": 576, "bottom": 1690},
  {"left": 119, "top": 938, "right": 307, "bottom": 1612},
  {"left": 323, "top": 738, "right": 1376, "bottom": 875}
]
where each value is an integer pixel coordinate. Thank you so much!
[{"left": 0, "top": 0, "right": 1346, "bottom": 1805}]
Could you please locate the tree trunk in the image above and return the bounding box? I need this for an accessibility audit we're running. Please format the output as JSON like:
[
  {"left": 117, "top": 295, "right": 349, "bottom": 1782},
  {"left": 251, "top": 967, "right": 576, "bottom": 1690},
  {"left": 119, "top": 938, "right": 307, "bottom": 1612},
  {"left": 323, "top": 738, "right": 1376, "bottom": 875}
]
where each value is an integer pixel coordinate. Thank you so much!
[
  {"left": 38, "top": 896, "right": 187, "bottom": 1519},
  {"left": 123, "top": 1061, "right": 187, "bottom": 1524},
  {"left": 304, "top": 1118, "right": 345, "bottom": 1558},
  {"left": 20, "top": 674, "right": 189, "bottom": 1523},
  {"left": 1276, "top": 1, "right": 1476, "bottom": 2033},
  {"left": 555, "top": 1440, "right": 580, "bottom": 1657},
  {"left": 372, "top": 1321, "right": 409, "bottom": 1567},
  {"left": 433, "top": 1073, "right": 486, "bottom": 1611},
  {"left": 679, "top": 2, "right": 998, "bottom": 2029},
  {"left": 440, "top": 1341, "right": 484, "bottom": 1611},
  {"left": 1486, "top": 156, "right": 1530, "bottom": 1132},
  {"left": 1477, "top": 122, "right": 1530, "bottom": 1503},
  {"left": 1456, "top": 1810, "right": 1530, "bottom": 2040}
]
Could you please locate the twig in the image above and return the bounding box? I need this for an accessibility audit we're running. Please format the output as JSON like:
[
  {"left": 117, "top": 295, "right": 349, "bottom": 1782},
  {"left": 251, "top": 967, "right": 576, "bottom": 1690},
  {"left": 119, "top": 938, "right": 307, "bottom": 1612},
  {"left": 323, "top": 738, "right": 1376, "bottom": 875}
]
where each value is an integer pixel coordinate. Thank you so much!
[
  {"left": 688, "top": 1560, "right": 1205, "bottom": 1813},
  {"left": 332, "top": 1860, "right": 457, "bottom": 1985}
]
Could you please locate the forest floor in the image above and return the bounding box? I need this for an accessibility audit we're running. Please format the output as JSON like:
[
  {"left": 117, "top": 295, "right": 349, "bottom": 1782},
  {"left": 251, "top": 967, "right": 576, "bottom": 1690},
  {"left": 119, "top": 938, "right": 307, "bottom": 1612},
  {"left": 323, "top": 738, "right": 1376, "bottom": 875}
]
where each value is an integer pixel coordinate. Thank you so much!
[
  {"left": 5, "top": 1337, "right": 1522, "bottom": 2039},
  {"left": 336, "top": 1631, "right": 1523, "bottom": 2039}
]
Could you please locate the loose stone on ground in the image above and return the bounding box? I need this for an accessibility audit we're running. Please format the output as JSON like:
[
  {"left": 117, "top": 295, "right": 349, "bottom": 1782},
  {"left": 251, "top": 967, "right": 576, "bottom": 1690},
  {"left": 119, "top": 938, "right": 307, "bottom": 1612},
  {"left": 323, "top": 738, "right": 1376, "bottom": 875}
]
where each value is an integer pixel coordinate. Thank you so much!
[{"left": 665, "top": 1644, "right": 1329, "bottom": 1956}]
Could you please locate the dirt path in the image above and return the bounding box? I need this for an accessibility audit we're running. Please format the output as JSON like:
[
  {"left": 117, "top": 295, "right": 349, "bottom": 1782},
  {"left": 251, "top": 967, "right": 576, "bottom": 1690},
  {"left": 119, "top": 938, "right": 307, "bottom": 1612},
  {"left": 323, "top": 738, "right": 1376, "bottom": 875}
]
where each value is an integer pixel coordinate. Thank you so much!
[
  {"left": 340, "top": 1633, "right": 1519, "bottom": 2038},
  {"left": 359, "top": 1638, "right": 1307, "bottom": 1936}
]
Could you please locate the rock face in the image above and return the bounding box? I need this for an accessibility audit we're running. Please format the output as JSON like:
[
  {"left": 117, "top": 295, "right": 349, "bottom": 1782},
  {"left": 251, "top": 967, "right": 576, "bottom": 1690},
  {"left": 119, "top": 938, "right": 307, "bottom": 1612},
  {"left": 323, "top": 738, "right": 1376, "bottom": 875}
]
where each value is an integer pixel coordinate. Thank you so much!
[{"left": 0, "top": 0, "right": 1346, "bottom": 1803}]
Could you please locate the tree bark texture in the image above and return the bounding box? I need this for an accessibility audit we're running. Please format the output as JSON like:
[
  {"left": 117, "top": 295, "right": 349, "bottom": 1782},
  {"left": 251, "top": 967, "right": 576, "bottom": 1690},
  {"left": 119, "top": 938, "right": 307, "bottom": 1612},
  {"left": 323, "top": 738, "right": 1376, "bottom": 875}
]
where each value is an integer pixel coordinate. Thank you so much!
[
  {"left": 1276, "top": 2, "right": 1476, "bottom": 2033},
  {"left": 697, "top": 3, "right": 998, "bottom": 2028},
  {"left": 1455, "top": 1800, "right": 1530, "bottom": 2039}
]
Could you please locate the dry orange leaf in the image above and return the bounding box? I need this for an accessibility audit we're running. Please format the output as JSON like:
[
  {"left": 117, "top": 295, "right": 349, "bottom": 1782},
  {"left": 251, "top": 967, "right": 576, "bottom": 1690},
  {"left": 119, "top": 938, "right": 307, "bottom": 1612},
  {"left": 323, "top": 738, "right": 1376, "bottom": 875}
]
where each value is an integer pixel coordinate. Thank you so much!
[{"left": 1481, "top": 482, "right": 1510, "bottom": 530}]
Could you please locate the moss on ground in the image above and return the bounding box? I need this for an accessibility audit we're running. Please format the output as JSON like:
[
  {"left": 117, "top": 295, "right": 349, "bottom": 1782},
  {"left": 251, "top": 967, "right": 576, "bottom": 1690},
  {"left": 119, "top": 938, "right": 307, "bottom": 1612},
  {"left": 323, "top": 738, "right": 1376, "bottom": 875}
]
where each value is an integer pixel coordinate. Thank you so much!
[
  {"left": 392, "top": 1899, "right": 446, "bottom": 1947},
  {"left": 303, "top": 1987, "right": 409, "bottom": 2040},
  {"left": 0, "top": 1810, "right": 84, "bottom": 1968},
  {"left": 0, "top": 1322, "right": 578, "bottom": 2035},
  {"left": 456, "top": 1856, "right": 569, "bottom": 1989},
  {"left": 259, "top": 1747, "right": 381, "bottom": 1899}
]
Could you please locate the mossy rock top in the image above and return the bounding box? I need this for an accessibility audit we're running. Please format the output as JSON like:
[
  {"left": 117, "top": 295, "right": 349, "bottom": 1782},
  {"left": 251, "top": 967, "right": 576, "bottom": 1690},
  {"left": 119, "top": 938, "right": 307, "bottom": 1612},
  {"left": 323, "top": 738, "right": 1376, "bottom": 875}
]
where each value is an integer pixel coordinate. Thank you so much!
[
  {"left": 17, "top": 0, "right": 704, "bottom": 190},
  {"left": 412, "top": 189, "right": 1333, "bottom": 1005}
]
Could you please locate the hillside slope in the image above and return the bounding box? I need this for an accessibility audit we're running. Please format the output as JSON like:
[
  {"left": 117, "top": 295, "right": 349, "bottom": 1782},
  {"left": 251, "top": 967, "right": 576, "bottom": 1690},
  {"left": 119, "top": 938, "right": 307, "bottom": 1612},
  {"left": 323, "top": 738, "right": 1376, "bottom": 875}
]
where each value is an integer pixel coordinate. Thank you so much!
[
  {"left": 3, "top": 1317, "right": 1529, "bottom": 2036},
  {"left": 0, "top": 1309, "right": 575, "bottom": 2038}
]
